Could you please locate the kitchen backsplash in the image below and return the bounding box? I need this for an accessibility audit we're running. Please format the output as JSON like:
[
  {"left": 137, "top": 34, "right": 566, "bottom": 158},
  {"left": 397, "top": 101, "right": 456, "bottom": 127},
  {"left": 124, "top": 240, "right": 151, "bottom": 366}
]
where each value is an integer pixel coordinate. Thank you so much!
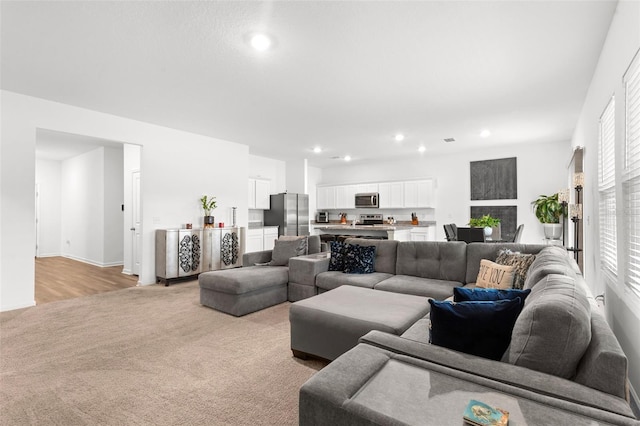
[{"left": 316, "top": 208, "right": 435, "bottom": 223}]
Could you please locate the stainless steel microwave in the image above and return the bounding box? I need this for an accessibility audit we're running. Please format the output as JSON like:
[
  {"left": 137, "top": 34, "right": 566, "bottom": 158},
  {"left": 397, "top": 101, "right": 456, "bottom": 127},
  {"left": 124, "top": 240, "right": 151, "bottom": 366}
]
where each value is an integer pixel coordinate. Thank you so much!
[{"left": 355, "top": 193, "right": 379, "bottom": 208}]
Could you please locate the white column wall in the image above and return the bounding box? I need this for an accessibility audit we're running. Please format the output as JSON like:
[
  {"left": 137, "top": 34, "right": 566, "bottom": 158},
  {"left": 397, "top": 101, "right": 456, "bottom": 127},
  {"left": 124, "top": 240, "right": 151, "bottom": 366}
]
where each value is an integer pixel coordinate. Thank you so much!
[
  {"left": 0, "top": 90, "right": 249, "bottom": 311},
  {"left": 35, "top": 159, "right": 62, "bottom": 257}
]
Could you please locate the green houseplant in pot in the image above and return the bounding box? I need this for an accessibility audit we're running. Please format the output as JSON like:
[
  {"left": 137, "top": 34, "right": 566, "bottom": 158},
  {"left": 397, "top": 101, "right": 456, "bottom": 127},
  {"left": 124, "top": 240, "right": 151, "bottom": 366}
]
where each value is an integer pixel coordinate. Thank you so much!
[
  {"left": 200, "top": 195, "right": 217, "bottom": 228},
  {"left": 531, "top": 193, "right": 565, "bottom": 239},
  {"left": 468, "top": 214, "right": 501, "bottom": 239}
]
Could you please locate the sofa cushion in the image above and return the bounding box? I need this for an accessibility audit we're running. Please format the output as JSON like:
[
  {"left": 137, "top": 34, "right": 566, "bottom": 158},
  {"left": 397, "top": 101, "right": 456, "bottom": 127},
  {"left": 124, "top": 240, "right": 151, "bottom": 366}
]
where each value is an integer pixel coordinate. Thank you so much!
[
  {"left": 495, "top": 250, "right": 536, "bottom": 290},
  {"left": 374, "top": 275, "right": 460, "bottom": 300},
  {"left": 344, "top": 244, "right": 376, "bottom": 274},
  {"left": 199, "top": 266, "right": 289, "bottom": 294},
  {"left": 396, "top": 241, "right": 467, "bottom": 282},
  {"left": 269, "top": 236, "right": 307, "bottom": 266},
  {"left": 316, "top": 271, "right": 393, "bottom": 291},
  {"left": 429, "top": 298, "right": 523, "bottom": 360},
  {"left": 307, "top": 235, "right": 322, "bottom": 254},
  {"left": 454, "top": 287, "right": 531, "bottom": 309},
  {"left": 523, "top": 246, "right": 575, "bottom": 289},
  {"left": 345, "top": 238, "right": 399, "bottom": 274},
  {"left": 475, "top": 259, "right": 515, "bottom": 289},
  {"left": 504, "top": 273, "right": 591, "bottom": 379}
]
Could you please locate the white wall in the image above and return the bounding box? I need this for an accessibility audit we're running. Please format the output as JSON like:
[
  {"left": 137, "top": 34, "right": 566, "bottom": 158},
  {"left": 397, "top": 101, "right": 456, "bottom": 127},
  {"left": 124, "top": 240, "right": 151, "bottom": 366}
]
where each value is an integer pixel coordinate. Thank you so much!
[
  {"left": 61, "top": 147, "right": 105, "bottom": 264},
  {"left": 248, "top": 154, "right": 286, "bottom": 193},
  {"left": 35, "top": 159, "right": 62, "bottom": 256},
  {"left": 571, "top": 0, "right": 640, "bottom": 403},
  {"left": 0, "top": 90, "right": 249, "bottom": 311},
  {"left": 319, "top": 140, "right": 571, "bottom": 243}
]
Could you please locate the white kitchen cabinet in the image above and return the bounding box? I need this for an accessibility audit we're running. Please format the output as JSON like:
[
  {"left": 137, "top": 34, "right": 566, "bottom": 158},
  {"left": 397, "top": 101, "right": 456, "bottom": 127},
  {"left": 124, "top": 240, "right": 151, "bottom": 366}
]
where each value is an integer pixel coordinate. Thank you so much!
[
  {"left": 317, "top": 186, "right": 337, "bottom": 210},
  {"left": 410, "top": 226, "right": 436, "bottom": 242},
  {"left": 263, "top": 227, "right": 279, "bottom": 251},
  {"left": 246, "top": 228, "right": 264, "bottom": 253},
  {"left": 248, "top": 178, "right": 271, "bottom": 209},
  {"left": 378, "top": 182, "right": 404, "bottom": 208},
  {"left": 404, "top": 180, "right": 434, "bottom": 208},
  {"left": 336, "top": 185, "right": 356, "bottom": 209}
]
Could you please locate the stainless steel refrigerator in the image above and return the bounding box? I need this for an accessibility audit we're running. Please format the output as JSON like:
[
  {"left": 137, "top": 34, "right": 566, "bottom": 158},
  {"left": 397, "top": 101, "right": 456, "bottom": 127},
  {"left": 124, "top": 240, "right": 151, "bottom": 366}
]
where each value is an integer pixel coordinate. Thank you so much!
[{"left": 264, "top": 193, "right": 310, "bottom": 237}]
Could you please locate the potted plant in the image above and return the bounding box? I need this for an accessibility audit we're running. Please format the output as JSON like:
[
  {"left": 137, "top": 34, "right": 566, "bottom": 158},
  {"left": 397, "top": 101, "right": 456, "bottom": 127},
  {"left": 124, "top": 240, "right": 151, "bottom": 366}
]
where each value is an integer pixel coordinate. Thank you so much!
[
  {"left": 531, "top": 193, "right": 566, "bottom": 239},
  {"left": 200, "top": 195, "right": 217, "bottom": 228},
  {"left": 468, "top": 214, "right": 501, "bottom": 238}
]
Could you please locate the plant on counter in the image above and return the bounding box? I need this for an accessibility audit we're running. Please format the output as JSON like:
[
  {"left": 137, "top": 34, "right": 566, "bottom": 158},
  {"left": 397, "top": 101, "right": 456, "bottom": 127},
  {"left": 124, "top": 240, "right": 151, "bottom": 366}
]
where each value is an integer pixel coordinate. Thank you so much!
[
  {"left": 468, "top": 214, "right": 501, "bottom": 228},
  {"left": 200, "top": 195, "right": 217, "bottom": 227}
]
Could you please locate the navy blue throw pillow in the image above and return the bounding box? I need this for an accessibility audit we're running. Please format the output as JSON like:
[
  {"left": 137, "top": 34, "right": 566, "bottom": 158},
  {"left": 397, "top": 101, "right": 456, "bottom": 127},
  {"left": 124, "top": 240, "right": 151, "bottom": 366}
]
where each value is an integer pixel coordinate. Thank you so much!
[
  {"left": 343, "top": 244, "right": 376, "bottom": 274},
  {"left": 428, "top": 298, "right": 522, "bottom": 361},
  {"left": 328, "top": 241, "right": 347, "bottom": 271},
  {"left": 453, "top": 287, "right": 531, "bottom": 310}
]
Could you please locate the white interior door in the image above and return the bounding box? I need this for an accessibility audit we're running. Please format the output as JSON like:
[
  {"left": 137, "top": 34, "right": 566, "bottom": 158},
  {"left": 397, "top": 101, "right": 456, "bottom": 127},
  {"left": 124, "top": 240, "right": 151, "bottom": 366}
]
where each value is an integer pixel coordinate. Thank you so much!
[
  {"left": 35, "top": 184, "right": 40, "bottom": 257},
  {"left": 132, "top": 170, "right": 141, "bottom": 276}
]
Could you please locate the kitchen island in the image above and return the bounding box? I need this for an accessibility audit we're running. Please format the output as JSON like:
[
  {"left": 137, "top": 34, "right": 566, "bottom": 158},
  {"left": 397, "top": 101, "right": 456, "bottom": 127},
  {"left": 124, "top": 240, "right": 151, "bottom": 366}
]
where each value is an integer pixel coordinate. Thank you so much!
[{"left": 312, "top": 224, "right": 414, "bottom": 241}]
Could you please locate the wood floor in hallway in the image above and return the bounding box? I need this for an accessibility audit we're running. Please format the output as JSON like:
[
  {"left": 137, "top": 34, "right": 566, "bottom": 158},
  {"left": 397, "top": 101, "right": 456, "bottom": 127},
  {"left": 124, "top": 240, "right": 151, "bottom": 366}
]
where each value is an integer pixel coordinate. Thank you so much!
[{"left": 35, "top": 256, "right": 138, "bottom": 305}]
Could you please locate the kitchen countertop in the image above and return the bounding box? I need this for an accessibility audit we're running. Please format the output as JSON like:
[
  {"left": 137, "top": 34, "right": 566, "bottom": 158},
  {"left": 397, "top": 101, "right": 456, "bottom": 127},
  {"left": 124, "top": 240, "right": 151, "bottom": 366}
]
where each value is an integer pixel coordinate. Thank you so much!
[{"left": 312, "top": 221, "right": 436, "bottom": 230}]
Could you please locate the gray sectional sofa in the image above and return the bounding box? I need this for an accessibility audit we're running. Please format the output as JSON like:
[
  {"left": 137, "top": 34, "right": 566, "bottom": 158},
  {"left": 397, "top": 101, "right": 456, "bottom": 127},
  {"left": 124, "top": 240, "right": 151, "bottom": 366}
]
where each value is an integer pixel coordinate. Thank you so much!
[{"left": 291, "top": 239, "right": 639, "bottom": 425}]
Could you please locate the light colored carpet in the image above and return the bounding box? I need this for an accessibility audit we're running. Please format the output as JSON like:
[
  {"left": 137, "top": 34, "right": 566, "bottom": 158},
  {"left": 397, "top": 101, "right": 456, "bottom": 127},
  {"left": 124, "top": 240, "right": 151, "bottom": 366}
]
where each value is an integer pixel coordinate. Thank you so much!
[{"left": 0, "top": 281, "right": 326, "bottom": 425}]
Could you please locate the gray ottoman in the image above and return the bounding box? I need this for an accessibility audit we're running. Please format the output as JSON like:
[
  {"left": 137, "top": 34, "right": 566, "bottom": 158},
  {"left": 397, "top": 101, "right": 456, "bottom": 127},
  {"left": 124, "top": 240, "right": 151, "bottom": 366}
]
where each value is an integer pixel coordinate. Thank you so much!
[
  {"left": 290, "top": 286, "right": 430, "bottom": 360},
  {"left": 199, "top": 266, "right": 288, "bottom": 316}
]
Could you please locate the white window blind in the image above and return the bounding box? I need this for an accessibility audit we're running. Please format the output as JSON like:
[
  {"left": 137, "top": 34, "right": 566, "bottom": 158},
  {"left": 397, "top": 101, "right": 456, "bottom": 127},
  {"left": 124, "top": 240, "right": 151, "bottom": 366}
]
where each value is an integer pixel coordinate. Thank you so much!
[
  {"left": 599, "top": 96, "right": 616, "bottom": 282},
  {"left": 623, "top": 50, "right": 640, "bottom": 298}
]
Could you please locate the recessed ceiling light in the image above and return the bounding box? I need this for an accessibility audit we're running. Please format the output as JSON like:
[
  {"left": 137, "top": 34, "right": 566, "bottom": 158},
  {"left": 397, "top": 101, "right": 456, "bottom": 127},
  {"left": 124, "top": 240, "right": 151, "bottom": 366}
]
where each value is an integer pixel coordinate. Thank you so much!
[
  {"left": 250, "top": 34, "right": 272, "bottom": 51},
  {"left": 418, "top": 145, "right": 426, "bottom": 153},
  {"left": 313, "top": 146, "right": 322, "bottom": 154},
  {"left": 394, "top": 133, "right": 405, "bottom": 142},
  {"left": 344, "top": 155, "right": 351, "bottom": 162},
  {"left": 480, "top": 129, "right": 491, "bottom": 138}
]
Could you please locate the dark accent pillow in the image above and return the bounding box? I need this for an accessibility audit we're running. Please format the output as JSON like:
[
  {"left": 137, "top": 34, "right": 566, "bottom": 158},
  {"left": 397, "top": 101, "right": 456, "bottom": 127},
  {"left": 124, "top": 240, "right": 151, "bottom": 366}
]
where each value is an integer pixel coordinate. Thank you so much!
[
  {"left": 328, "top": 241, "right": 348, "bottom": 271},
  {"left": 428, "top": 298, "right": 523, "bottom": 361},
  {"left": 496, "top": 249, "right": 536, "bottom": 290},
  {"left": 453, "top": 287, "right": 531, "bottom": 309},
  {"left": 343, "top": 244, "right": 376, "bottom": 274}
]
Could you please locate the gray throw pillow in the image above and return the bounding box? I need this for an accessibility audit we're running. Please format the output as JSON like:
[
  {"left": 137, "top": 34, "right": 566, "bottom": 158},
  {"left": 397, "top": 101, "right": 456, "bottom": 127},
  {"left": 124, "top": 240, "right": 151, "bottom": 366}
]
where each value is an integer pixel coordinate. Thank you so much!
[
  {"left": 504, "top": 273, "right": 591, "bottom": 379},
  {"left": 269, "top": 236, "right": 308, "bottom": 266}
]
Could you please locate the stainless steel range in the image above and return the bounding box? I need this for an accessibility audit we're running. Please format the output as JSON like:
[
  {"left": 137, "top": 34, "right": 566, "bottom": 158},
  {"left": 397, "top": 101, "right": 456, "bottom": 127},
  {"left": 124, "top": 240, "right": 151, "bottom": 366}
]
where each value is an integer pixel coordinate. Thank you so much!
[{"left": 358, "top": 214, "right": 384, "bottom": 225}]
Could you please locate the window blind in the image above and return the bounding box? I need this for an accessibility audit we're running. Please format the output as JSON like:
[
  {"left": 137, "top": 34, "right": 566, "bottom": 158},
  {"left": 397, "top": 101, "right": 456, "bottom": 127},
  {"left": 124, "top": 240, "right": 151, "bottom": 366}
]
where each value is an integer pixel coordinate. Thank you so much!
[
  {"left": 599, "top": 96, "right": 616, "bottom": 283},
  {"left": 623, "top": 50, "right": 640, "bottom": 298}
]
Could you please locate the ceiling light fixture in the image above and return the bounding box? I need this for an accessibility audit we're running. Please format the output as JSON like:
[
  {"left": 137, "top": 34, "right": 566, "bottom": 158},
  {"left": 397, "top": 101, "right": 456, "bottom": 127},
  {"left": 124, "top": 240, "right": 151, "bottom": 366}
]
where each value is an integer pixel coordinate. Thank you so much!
[
  {"left": 313, "top": 146, "right": 322, "bottom": 154},
  {"left": 394, "top": 133, "right": 405, "bottom": 142},
  {"left": 418, "top": 146, "right": 426, "bottom": 153},
  {"left": 250, "top": 33, "right": 272, "bottom": 51},
  {"left": 480, "top": 129, "right": 491, "bottom": 138},
  {"left": 344, "top": 155, "right": 351, "bottom": 162}
]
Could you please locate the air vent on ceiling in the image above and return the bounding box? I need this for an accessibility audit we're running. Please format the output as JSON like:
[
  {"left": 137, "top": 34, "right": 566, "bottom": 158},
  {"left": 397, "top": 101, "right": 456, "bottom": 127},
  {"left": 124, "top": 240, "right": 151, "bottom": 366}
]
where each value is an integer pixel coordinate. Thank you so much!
[
  {"left": 331, "top": 156, "right": 341, "bottom": 159},
  {"left": 443, "top": 138, "right": 456, "bottom": 143}
]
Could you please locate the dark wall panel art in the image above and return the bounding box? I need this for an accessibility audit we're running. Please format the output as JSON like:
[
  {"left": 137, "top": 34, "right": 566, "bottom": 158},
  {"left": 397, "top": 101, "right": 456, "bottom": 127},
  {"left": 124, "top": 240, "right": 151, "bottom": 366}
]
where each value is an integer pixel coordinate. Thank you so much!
[
  {"left": 471, "top": 206, "right": 517, "bottom": 241},
  {"left": 470, "top": 157, "right": 517, "bottom": 200}
]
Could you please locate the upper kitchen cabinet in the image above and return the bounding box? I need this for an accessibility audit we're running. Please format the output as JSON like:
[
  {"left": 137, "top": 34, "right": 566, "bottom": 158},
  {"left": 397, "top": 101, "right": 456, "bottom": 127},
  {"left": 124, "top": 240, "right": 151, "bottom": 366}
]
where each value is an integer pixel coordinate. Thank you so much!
[
  {"left": 336, "top": 185, "right": 357, "bottom": 209},
  {"left": 403, "top": 180, "right": 434, "bottom": 208},
  {"left": 317, "top": 186, "right": 336, "bottom": 210},
  {"left": 378, "top": 182, "right": 404, "bottom": 208},
  {"left": 356, "top": 183, "right": 379, "bottom": 194},
  {"left": 248, "top": 178, "right": 271, "bottom": 209}
]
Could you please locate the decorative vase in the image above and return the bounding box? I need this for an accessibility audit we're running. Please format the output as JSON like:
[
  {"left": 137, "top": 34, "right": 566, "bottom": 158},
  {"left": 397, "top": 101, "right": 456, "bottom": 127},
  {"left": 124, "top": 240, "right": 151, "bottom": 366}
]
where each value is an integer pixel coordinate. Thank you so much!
[
  {"left": 543, "top": 223, "right": 562, "bottom": 240},
  {"left": 483, "top": 226, "right": 493, "bottom": 238},
  {"left": 204, "top": 215, "right": 215, "bottom": 228}
]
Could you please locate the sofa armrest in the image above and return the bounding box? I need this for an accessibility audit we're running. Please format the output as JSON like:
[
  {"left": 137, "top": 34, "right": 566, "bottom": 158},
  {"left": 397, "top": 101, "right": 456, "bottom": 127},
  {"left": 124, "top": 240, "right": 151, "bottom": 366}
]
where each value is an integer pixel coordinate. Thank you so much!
[
  {"left": 288, "top": 254, "right": 330, "bottom": 286},
  {"left": 243, "top": 250, "right": 273, "bottom": 266},
  {"left": 358, "top": 331, "right": 636, "bottom": 419}
]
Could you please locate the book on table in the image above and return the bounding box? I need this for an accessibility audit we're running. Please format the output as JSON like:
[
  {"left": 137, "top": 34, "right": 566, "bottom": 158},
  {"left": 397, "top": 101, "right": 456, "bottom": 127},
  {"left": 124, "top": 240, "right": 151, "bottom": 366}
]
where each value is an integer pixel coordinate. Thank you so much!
[{"left": 463, "top": 399, "right": 509, "bottom": 426}]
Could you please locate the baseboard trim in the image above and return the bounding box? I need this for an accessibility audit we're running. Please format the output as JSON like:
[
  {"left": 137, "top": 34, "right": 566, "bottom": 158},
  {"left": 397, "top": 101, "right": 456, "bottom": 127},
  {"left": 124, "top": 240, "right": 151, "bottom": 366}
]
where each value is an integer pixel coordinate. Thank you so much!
[
  {"left": 62, "top": 255, "right": 123, "bottom": 269},
  {"left": 1, "top": 300, "right": 36, "bottom": 312}
]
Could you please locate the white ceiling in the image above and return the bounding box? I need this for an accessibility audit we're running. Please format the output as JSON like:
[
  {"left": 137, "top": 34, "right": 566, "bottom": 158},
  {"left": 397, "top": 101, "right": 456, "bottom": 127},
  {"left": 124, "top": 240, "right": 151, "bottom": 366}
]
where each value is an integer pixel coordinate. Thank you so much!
[
  {"left": 35, "top": 129, "right": 124, "bottom": 161},
  {"left": 1, "top": 1, "right": 617, "bottom": 168}
]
